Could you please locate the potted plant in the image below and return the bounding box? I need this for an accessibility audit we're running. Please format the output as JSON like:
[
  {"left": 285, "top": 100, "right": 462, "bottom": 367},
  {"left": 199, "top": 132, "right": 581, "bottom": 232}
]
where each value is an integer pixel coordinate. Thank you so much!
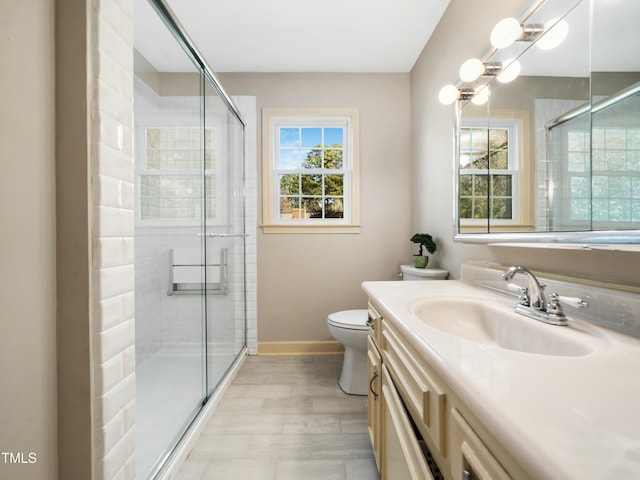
[{"left": 410, "top": 233, "right": 437, "bottom": 269}]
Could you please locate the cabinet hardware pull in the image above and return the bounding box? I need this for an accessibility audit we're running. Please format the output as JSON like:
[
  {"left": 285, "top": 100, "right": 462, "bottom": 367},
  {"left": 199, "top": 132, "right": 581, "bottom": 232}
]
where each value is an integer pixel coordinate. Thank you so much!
[
  {"left": 369, "top": 368, "right": 379, "bottom": 400},
  {"left": 462, "top": 469, "right": 471, "bottom": 480},
  {"left": 366, "top": 315, "right": 374, "bottom": 328}
]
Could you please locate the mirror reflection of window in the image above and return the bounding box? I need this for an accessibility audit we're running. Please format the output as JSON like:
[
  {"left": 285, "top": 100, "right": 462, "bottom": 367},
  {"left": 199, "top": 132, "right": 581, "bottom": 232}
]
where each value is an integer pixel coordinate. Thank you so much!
[{"left": 458, "top": 112, "right": 533, "bottom": 234}]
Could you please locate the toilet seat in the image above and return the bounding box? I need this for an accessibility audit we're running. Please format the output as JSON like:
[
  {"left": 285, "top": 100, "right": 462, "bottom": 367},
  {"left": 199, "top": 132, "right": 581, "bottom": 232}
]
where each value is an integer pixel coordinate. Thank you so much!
[{"left": 327, "top": 309, "right": 368, "bottom": 331}]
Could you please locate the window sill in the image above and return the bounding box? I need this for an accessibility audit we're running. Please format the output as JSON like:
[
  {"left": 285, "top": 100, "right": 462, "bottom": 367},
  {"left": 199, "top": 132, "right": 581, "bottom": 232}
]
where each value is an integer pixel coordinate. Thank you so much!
[{"left": 261, "top": 224, "right": 361, "bottom": 234}]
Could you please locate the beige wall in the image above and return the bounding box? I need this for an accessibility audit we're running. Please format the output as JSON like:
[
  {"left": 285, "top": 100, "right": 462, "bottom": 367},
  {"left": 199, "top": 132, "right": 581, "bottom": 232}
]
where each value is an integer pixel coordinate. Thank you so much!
[
  {"left": 219, "top": 73, "right": 412, "bottom": 343},
  {"left": 410, "top": 0, "right": 640, "bottom": 287},
  {"left": 0, "top": 1, "right": 57, "bottom": 479}
]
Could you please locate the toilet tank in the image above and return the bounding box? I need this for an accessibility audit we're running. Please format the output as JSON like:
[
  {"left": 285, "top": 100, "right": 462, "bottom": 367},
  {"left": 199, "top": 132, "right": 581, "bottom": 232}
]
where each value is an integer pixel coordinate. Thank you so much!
[{"left": 401, "top": 265, "right": 449, "bottom": 281}]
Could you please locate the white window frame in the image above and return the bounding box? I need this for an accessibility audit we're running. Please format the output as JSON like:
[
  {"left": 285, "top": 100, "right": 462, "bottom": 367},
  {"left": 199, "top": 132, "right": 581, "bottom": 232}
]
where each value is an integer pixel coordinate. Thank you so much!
[
  {"left": 459, "top": 116, "right": 522, "bottom": 227},
  {"left": 262, "top": 107, "right": 360, "bottom": 233}
]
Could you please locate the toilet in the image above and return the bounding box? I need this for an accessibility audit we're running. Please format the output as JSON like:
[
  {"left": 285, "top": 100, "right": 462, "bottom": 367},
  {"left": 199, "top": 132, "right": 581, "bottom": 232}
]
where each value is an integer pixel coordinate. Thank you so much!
[{"left": 327, "top": 266, "right": 449, "bottom": 395}]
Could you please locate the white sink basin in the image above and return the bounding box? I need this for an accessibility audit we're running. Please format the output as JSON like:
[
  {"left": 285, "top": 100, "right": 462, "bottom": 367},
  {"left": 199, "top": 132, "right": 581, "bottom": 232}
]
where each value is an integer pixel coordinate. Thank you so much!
[{"left": 408, "top": 296, "right": 604, "bottom": 356}]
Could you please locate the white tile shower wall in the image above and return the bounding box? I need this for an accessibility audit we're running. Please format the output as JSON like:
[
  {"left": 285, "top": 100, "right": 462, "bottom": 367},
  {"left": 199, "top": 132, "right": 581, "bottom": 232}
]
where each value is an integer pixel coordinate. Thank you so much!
[
  {"left": 89, "top": 0, "right": 136, "bottom": 479},
  {"left": 235, "top": 96, "right": 258, "bottom": 355}
]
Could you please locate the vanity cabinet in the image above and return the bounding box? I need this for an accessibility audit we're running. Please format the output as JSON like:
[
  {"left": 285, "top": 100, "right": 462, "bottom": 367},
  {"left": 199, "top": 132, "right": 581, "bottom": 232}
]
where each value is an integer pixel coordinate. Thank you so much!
[
  {"left": 381, "top": 364, "right": 434, "bottom": 479},
  {"left": 367, "top": 303, "right": 383, "bottom": 469},
  {"left": 449, "top": 408, "right": 511, "bottom": 480},
  {"left": 367, "top": 299, "right": 517, "bottom": 480},
  {"left": 367, "top": 335, "right": 382, "bottom": 469}
]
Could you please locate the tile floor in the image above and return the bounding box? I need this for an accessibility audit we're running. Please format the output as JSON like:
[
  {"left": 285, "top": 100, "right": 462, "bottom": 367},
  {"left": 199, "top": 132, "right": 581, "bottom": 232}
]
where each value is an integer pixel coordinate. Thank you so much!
[{"left": 175, "top": 354, "right": 380, "bottom": 480}]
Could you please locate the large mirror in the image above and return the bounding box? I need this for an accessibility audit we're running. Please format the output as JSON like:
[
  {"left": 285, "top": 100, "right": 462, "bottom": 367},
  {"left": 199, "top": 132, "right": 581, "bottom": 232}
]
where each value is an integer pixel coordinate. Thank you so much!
[{"left": 454, "top": 0, "right": 640, "bottom": 244}]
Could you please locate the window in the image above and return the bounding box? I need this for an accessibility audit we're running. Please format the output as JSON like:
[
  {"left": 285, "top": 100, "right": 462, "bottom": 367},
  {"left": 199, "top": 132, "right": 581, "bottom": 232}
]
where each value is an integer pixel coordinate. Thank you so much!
[
  {"left": 590, "top": 126, "right": 640, "bottom": 224},
  {"left": 136, "top": 125, "right": 224, "bottom": 224},
  {"left": 459, "top": 117, "right": 522, "bottom": 228},
  {"left": 262, "top": 108, "right": 360, "bottom": 233}
]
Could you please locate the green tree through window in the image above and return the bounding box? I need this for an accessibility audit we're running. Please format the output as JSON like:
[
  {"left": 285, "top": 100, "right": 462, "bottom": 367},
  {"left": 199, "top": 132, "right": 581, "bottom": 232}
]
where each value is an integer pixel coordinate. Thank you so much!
[{"left": 279, "top": 140, "right": 345, "bottom": 219}]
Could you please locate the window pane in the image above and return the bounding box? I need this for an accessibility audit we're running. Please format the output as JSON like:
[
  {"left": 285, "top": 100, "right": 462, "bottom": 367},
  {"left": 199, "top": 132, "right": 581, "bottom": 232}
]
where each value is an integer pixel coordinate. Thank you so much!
[
  {"left": 301, "top": 174, "right": 322, "bottom": 195},
  {"left": 459, "top": 128, "right": 471, "bottom": 151},
  {"left": 204, "top": 150, "right": 215, "bottom": 170},
  {"left": 280, "top": 128, "right": 299, "bottom": 147},
  {"left": 489, "top": 129, "right": 507, "bottom": 150},
  {"left": 491, "top": 175, "right": 512, "bottom": 196},
  {"left": 489, "top": 151, "right": 508, "bottom": 170},
  {"left": 140, "top": 175, "right": 216, "bottom": 220},
  {"left": 302, "top": 197, "right": 323, "bottom": 218},
  {"left": 572, "top": 198, "right": 590, "bottom": 220},
  {"left": 302, "top": 149, "right": 322, "bottom": 168},
  {"left": 301, "top": 128, "right": 322, "bottom": 148},
  {"left": 325, "top": 175, "right": 343, "bottom": 195},
  {"left": 204, "top": 129, "right": 214, "bottom": 150},
  {"left": 473, "top": 198, "right": 488, "bottom": 219},
  {"left": 324, "top": 149, "right": 343, "bottom": 169},
  {"left": 459, "top": 175, "right": 472, "bottom": 195},
  {"left": 469, "top": 152, "right": 489, "bottom": 169},
  {"left": 632, "top": 200, "right": 640, "bottom": 221},
  {"left": 459, "top": 197, "right": 472, "bottom": 219},
  {"left": 491, "top": 198, "right": 512, "bottom": 219},
  {"left": 280, "top": 174, "right": 300, "bottom": 195},
  {"left": 279, "top": 149, "right": 302, "bottom": 169},
  {"left": 167, "top": 149, "right": 192, "bottom": 170},
  {"left": 325, "top": 198, "right": 344, "bottom": 218},
  {"left": 166, "top": 128, "right": 191, "bottom": 149},
  {"left": 147, "top": 149, "right": 167, "bottom": 169},
  {"left": 280, "top": 196, "right": 301, "bottom": 219},
  {"left": 470, "top": 129, "right": 488, "bottom": 150},
  {"left": 324, "top": 128, "right": 344, "bottom": 147},
  {"left": 474, "top": 175, "right": 488, "bottom": 196}
]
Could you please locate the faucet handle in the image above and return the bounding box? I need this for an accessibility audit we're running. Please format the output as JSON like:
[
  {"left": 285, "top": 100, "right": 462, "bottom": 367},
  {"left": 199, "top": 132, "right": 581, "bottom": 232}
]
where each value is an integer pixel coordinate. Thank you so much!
[
  {"left": 546, "top": 292, "right": 564, "bottom": 315},
  {"left": 506, "top": 282, "right": 530, "bottom": 306}
]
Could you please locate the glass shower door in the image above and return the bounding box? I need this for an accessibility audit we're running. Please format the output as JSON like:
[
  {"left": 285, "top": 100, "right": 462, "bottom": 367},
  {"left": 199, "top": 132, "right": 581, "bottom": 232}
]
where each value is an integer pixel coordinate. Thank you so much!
[
  {"left": 203, "top": 82, "right": 247, "bottom": 392},
  {"left": 133, "top": 1, "right": 208, "bottom": 476},
  {"left": 134, "top": 1, "right": 247, "bottom": 477}
]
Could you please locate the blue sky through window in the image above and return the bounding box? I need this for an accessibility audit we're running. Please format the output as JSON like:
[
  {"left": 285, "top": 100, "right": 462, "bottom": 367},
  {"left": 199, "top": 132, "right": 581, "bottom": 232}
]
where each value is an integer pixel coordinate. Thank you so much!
[
  {"left": 301, "top": 128, "right": 322, "bottom": 147},
  {"left": 324, "top": 128, "right": 343, "bottom": 146},
  {"left": 280, "top": 128, "right": 299, "bottom": 148},
  {"left": 278, "top": 127, "right": 345, "bottom": 169}
]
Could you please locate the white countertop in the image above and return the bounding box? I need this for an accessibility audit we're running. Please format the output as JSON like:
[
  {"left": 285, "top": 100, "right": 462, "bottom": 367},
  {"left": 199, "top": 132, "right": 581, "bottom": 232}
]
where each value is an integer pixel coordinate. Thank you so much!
[{"left": 362, "top": 279, "right": 640, "bottom": 480}]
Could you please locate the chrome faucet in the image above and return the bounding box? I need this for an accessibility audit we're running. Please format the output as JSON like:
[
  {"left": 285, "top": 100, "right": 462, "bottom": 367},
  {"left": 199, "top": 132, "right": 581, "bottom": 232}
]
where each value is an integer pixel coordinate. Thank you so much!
[
  {"left": 502, "top": 265, "right": 545, "bottom": 310},
  {"left": 502, "top": 265, "right": 568, "bottom": 326}
]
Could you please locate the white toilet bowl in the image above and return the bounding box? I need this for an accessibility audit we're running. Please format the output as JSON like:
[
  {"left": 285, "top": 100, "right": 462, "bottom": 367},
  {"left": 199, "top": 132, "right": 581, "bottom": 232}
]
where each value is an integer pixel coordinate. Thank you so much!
[
  {"left": 328, "top": 266, "right": 449, "bottom": 396},
  {"left": 327, "top": 309, "right": 369, "bottom": 395}
]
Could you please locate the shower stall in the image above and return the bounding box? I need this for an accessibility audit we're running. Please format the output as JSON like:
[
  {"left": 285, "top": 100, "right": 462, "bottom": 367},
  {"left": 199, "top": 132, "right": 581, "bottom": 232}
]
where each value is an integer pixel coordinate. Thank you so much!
[{"left": 133, "top": 1, "right": 249, "bottom": 477}]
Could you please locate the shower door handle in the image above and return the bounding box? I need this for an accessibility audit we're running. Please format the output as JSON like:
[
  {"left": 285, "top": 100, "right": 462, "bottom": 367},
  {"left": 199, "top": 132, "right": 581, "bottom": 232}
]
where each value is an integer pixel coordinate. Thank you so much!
[{"left": 197, "top": 233, "right": 249, "bottom": 238}]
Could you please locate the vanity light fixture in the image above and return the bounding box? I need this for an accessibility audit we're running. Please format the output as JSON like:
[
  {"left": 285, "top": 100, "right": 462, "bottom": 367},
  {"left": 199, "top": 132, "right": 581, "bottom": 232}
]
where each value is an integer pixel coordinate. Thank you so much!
[
  {"left": 438, "top": 85, "right": 476, "bottom": 105},
  {"left": 459, "top": 58, "right": 485, "bottom": 82},
  {"left": 490, "top": 17, "right": 523, "bottom": 49},
  {"left": 471, "top": 86, "right": 490, "bottom": 105},
  {"left": 496, "top": 58, "right": 521, "bottom": 83},
  {"left": 535, "top": 19, "right": 569, "bottom": 50},
  {"left": 438, "top": 84, "right": 460, "bottom": 105},
  {"left": 438, "top": 0, "right": 560, "bottom": 105}
]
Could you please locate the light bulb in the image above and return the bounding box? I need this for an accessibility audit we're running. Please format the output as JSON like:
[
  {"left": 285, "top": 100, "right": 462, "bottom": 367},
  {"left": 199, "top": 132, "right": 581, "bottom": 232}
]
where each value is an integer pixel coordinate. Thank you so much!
[
  {"left": 471, "top": 86, "right": 490, "bottom": 105},
  {"left": 459, "top": 58, "right": 485, "bottom": 83},
  {"left": 496, "top": 58, "right": 521, "bottom": 83},
  {"left": 490, "top": 17, "right": 523, "bottom": 49},
  {"left": 536, "top": 19, "right": 569, "bottom": 50},
  {"left": 438, "top": 84, "right": 459, "bottom": 105}
]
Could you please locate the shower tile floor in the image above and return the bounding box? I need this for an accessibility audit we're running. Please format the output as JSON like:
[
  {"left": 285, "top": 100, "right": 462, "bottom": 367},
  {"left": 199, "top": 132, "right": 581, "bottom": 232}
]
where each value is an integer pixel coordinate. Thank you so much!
[{"left": 175, "top": 355, "right": 380, "bottom": 480}]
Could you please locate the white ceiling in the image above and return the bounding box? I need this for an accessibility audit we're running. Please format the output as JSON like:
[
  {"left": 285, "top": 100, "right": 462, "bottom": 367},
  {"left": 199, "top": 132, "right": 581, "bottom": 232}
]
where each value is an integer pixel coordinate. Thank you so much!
[{"left": 134, "top": 0, "right": 451, "bottom": 73}]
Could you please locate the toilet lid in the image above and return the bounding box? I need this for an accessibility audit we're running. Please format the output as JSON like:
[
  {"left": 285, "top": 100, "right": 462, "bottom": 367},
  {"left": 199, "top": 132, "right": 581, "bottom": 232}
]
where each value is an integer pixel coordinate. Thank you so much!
[{"left": 327, "top": 309, "right": 369, "bottom": 330}]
